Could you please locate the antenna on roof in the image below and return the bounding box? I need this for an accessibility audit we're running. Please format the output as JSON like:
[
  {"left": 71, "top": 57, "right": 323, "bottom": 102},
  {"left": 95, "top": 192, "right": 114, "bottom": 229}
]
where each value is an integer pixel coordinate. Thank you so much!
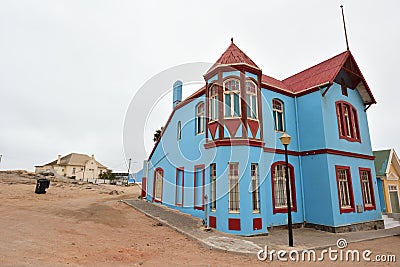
[{"left": 340, "top": 5, "right": 350, "bottom": 51}]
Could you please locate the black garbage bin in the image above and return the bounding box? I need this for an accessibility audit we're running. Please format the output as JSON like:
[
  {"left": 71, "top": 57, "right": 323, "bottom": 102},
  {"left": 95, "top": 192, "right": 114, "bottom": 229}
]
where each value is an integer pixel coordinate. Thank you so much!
[{"left": 35, "top": 178, "right": 50, "bottom": 194}]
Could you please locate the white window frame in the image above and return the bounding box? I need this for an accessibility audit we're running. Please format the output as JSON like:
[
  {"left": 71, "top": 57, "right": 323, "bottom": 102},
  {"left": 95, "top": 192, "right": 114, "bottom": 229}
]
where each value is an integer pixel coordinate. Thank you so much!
[
  {"left": 196, "top": 102, "right": 205, "bottom": 134},
  {"left": 209, "top": 85, "right": 218, "bottom": 122},
  {"left": 224, "top": 79, "right": 241, "bottom": 118},
  {"left": 273, "top": 164, "right": 293, "bottom": 209},
  {"left": 337, "top": 168, "right": 352, "bottom": 209},
  {"left": 360, "top": 170, "right": 373, "bottom": 207},
  {"left": 154, "top": 169, "right": 163, "bottom": 201},
  {"left": 210, "top": 163, "right": 217, "bottom": 211},
  {"left": 272, "top": 99, "right": 285, "bottom": 132},
  {"left": 228, "top": 162, "right": 240, "bottom": 213},
  {"left": 251, "top": 163, "right": 260, "bottom": 213},
  {"left": 246, "top": 80, "right": 258, "bottom": 120},
  {"left": 177, "top": 121, "right": 182, "bottom": 140}
]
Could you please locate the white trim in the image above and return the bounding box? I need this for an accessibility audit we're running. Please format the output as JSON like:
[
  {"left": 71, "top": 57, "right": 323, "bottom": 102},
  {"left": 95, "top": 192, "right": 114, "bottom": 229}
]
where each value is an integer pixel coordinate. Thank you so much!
[{"left": 387, "top": 184, "right": 400, "bottom": 213}]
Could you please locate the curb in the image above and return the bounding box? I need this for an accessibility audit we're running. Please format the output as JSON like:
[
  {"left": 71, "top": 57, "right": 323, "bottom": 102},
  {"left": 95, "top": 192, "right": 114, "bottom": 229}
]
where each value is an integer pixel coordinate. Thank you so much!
[{"left": 122, "top": 199, "right": 258, "bottom": 257}]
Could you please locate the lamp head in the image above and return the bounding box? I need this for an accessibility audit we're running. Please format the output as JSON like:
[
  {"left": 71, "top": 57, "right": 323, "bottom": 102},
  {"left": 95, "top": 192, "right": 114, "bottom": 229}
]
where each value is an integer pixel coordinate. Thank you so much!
[{"left": 279, "top": 132, "right": 291, "bottom": 146}]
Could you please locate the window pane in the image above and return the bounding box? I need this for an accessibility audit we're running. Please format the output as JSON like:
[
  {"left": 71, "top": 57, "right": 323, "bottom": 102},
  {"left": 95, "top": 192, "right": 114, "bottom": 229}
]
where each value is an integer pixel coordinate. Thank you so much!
[
  {"left": 225, "top": 94, "right": 231, "bottom": 117},
  {"left": 228, "top": 163, "right": 240, "bottom": 212},
  {"left": 251, "top": 164, "right": 260, "bottom": 212},
  {"left": 211, "top": 164, "right": 217, "bottom": 211},
  {"left": 277, "top": 113, "right": 283, "bottom": 131},
  {"left": 273, "top": 164, "right": 293, "bottom": 209},
  {"left": 246, "top": 94, "right": 251, "bottom": 118},
  {"left": 252, "top": 95, "right": 257, "bottom": 119},
  {"left": 234, "top": 93, "right": 240, "bottom": 116}
]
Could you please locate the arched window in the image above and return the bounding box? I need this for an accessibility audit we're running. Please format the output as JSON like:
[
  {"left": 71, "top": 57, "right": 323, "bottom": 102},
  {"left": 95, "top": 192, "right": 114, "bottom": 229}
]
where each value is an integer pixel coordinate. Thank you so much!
[
  {"left": 177, "top": 121, "right": 181, "bottom": 140},
  {"left": 246, "top": 80, "right": 258, "bottom": 119},
  {"left": 271, "top": 162, "right": 297, "bottom": 214},
  {"left": 224, "top": 79, "right": 241, "bottom": 118},
  {"left": 209, "top": 85, "right": 218, "bottom": 121},
  {"left": 336, "top": 101, "right": 360, "bottom": 142},
  {"left": 196, "top": 102, "right": 205, "bottom": 134},
  {"left": 153, "top": 168, "right": 163, "bottom": 202},
  {"left": 272, "top": 99, "right": 284, "bottom": 131}
]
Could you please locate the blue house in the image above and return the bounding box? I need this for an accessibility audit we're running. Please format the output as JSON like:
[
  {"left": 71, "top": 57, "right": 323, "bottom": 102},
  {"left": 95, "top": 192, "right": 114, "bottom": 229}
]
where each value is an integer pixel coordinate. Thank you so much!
[{"left": 142, "top": 40, "right": 383, "bottom": 235}]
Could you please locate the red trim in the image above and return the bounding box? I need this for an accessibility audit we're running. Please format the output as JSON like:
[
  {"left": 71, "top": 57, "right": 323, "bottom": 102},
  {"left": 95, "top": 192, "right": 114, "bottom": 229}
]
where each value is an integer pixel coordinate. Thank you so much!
[
  {"left": 271, "top": 161, "right": 297, "bottom": 214},
  {"left": 335, "top": 165, "right": 355, "bottom": 214},
  {"left": 141, "top": 178, "right": 147, "bottom": 198},
  {"left": 153, "top": 168, "right": 163, "bottom": 203},
  {"left": 194, "top": 165, "right": 205, "bottom": 210},
  {"left": 209, "top": 216, "right": 216, "bottom": 228},
  {"left": 228, "top": 218, "right": 241, "bottom": 231},
  {"left": 335, "top": 101, "right": 361, "bottom": 143},
  {"left": 205, "top": 139, "right": 264, "bottom": 148},
  {"left": 261, "top": 83, "right": 324, "bottom": 98},
  {"left": 175, "top": 167, "right": 184, "bottom": 206},
  {"left": 261, "top": 83, "right": 295, "bottom": 97},
  {"left": 208, "top": 121, "right": 219, "bottom": 139},
  {"left": 263, "top": 147, "right": 375, "bottom": 160},
  {"left": 225, "top": 118, "right": 241, "bottom": 137},
  {"left": 264, "top": 147, "right": 300, "bottom": 156},
  {"left": 253, "top": 218, "right": 262, "bottom": 230},
  {"left": 358, "top": 168, "right": 376, "bottom": 211},
  {"left": 148, "top": 86, "right": 206, "bottom": 161},
  {"left": 248, "top": 120, "right": 259, "bottom": 138},
  {"left": 204, "top": 64, "right": 262, "bottom": 81}
]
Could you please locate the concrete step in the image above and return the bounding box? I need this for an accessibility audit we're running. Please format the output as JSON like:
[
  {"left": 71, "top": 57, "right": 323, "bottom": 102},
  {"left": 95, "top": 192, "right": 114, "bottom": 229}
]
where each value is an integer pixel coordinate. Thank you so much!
[{"left": 383, "top": 214, "right": 400, "bottom": 229}]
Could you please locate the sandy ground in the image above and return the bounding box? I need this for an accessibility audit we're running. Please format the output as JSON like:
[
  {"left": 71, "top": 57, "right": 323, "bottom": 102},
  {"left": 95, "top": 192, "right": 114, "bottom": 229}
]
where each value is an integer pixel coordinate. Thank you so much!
[{"left": 0, "top": 171, "right": 399, "bottom": 266}]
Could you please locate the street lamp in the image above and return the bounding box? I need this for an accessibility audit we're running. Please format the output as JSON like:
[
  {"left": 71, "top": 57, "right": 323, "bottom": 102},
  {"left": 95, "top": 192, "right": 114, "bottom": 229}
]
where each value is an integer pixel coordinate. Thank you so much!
[{"left": 279, "top": 132, "right": 293, "bottom": 247}]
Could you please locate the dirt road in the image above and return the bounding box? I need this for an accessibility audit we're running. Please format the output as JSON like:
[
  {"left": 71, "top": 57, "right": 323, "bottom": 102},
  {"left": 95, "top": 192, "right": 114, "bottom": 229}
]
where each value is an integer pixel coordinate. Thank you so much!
[{"left": 0, "top": 171, "right": 398, "bottom": 266}]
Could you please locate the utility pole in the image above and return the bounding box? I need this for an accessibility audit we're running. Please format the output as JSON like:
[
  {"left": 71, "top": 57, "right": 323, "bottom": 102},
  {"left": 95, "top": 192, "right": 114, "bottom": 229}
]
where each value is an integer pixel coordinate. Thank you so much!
[{"left": 127, "top": 158, "right": 131, "bottom": 185}]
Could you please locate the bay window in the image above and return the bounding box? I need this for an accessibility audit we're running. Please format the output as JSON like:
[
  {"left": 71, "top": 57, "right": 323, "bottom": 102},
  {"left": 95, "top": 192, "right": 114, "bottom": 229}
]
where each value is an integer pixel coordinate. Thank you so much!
[{"left": 224, "top": 79, "right": 241, "bottom": 118}]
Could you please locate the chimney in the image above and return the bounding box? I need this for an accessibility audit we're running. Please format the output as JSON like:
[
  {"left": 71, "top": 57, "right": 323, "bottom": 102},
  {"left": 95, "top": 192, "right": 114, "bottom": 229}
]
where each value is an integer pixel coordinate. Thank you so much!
[
  {"left": 91, "top": 154, "right": 94, "bottom": 160},
  {"left": 173, "top": 80, "right": 182, "bottom": 109},
  {"left": 57, "top": 155, "right": 61, "bottom": 165}
]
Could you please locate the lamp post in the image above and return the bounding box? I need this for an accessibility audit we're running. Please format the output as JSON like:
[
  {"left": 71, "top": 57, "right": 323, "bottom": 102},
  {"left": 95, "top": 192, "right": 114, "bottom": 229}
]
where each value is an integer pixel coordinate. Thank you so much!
[{"left": 279, "top": 132, "right": 293, "bottom": 247}]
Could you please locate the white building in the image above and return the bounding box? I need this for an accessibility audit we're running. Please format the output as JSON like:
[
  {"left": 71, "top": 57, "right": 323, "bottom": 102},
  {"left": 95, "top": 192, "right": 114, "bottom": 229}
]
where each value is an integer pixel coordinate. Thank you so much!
[{"left": 35, "top": 153, "right": 109, "bottom": 180}]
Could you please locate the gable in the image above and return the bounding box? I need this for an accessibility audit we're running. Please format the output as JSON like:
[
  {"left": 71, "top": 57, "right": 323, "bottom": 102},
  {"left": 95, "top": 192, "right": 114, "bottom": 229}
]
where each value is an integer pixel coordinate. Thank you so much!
[
  {"left": 261, "top": 51, "right": 376, "bottom": 105},
  {"left": 373, "top": 149, "right": 392, "bottom": 176}
]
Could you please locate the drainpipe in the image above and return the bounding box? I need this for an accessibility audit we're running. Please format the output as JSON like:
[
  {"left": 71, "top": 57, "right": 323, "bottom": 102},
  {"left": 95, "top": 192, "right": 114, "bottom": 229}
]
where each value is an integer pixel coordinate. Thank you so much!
[{"left": 294, "top": 95, "right": 306, "bottom": 223}]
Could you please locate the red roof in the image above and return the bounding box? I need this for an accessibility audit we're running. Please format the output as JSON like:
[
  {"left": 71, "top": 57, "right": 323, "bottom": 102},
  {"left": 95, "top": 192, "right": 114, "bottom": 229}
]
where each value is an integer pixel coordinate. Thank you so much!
[
  {"left": 261, "top": 50, "right": 375, "bottom": 104},
  {"left": 261, "top": 74, "right": 290, "bottom": 91},
  {"left": 207, "top": 41, "right": 375, "bottom": 104},
  {"left": 282, "top": 51, "right": 349, "bottom": 93},
  {"left": 208, "top": 40, "right": 259, "bottom": 72}
]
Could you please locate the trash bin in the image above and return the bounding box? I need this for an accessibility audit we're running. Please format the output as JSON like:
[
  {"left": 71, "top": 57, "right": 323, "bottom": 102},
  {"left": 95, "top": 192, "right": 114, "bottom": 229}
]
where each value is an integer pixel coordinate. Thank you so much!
[{"left": 35, "top": 178, "right": 50, "bottom": 194}]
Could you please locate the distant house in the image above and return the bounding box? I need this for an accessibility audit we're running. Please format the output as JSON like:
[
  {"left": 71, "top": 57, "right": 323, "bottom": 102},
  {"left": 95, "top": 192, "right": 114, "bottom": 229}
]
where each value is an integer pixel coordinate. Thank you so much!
[
  {"left": 373, "top": 149, "right": 400, "bottom": 213},
  {"left": 35, "top": 153, "right": 109, "bottom": 180}
]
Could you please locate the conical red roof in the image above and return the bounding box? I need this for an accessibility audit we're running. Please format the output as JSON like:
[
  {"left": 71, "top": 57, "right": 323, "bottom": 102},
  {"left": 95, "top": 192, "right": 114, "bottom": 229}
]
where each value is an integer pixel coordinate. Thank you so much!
[{"left": 208, "top": 40, "right": 259, "bottom": 72}]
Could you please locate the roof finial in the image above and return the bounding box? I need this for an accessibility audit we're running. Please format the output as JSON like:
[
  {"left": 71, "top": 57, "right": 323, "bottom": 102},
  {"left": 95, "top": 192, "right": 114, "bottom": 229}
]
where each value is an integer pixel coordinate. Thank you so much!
[
  {"left": 231, "top": 37, "right": 233, "bottom": 44},
  {"left": 340, "top": 5, "right": 350, "bottom": 51}
]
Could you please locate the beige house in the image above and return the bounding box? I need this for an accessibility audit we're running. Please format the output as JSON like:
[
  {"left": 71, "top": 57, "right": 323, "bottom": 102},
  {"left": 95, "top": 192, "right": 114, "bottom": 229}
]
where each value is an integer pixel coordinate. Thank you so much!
[
  {"left": 35, "top": 153, "right": 109, "bottom": 180},
  {"left": 373, "top": 149, "right": 400, "bottom": 213}
]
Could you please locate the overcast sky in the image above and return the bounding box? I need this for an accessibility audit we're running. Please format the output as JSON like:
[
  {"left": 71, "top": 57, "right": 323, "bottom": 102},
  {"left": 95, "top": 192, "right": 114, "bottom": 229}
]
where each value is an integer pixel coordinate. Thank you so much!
[{"left": 1, "top": 0, "right": 399, "bottom": 172}]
